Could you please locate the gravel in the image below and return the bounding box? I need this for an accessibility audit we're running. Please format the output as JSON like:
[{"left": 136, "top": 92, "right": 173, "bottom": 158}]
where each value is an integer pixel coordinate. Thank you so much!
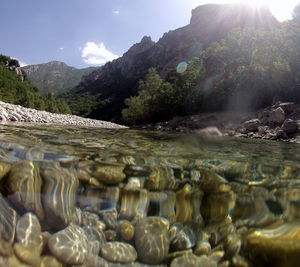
[{"left": 0, "top": 101, "right": 127, "bottom": 128}]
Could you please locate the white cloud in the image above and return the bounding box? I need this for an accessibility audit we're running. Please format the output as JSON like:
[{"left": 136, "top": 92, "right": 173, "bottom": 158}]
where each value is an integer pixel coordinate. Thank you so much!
[
  {"left": 113, "top": 10, "right": 120, "bottom": 15},
  {"left": 59, "top": 47, "right": 64, "bottom": 51},
  {"left": 81, "top": 42, "right": 119, "bottom": 65},
  {"left": 19, "top": 61, "right": 28, "bottom": 67}
]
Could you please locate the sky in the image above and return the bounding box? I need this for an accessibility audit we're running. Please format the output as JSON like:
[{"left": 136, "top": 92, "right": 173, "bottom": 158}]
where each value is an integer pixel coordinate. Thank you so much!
[{"left": 1, "top": 0, "right": 299, "bottom": 68}]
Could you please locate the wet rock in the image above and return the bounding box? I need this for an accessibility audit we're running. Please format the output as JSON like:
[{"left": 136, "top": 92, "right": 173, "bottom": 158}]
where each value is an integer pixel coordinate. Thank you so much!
[
  {"left": 195, "top": 127, "right": 223, "bottom": 137},
  {"left": 16, "top": 213, "right": 43, "bottom": 253},
  {"left": 120, "top": 189, "right": 149, "bottom": 220},
  {"left": 14, "top": 243, "right": 41, "bottom": 266},
  {"left": 48, "top": 223, "right": 88, "bottom": 265},
  {"left": 92, "top": 162, "right": 126, "bottom": 185},
  {"left": 194, "top": 240, "right": 211, "bottom": 256},
  {"left": 40, "top": 256, "right": 63, "bottom": 267},
  {"left": 223, "top": 233, "right": 241, "bottom": 260},
  {"left": 118, "top": 220, "right": 135, "bottom": 241},
  {"left": 41, "top": 165, "right": 79, "bottom": 229},
  {"left": 135, "top": 217, "right": 170, "bottom": 264},
  {"left": 149, "top": 191, "right": 176, "bottom": 223},
  {"left": 0, "top": 193, "right": 17, "bottom": 244},
  {"left": 7, "top": 161, "right": 44, "bottom": 219},
  {"left": 105, "top": 230, "right": 117, "bottom": 241},
  {"left": 99, "top": 208, "right": 118, "bottom": 229},
  {"left": 83, "top": 225, "right": 106, "bottom": 246},
  {"left": 145, "top": 166, "right": 177, "bottom": 190},
  {"left": 170, "top": 225, "right": 197, "bottom": 251},
  {"left": 101, "top": 242, "right": 138, "bottom": 263},
  {"left": 0, "top": 239, "right": 13, "bottom": 256},
  {"left": 244, "top": 222, "right": 300, "bottom": 267},
  {"left": 243, "top": 119, "right": 260, "bottom": 132},
  {"left": 282, "top": 119, "right": 299, "bottom": 134},
  {"left": 0, "top": 161, "right": 10, "bottom": 180},
  {"left": 278, "top": 102, "right": 295, "bottom": 113},
  {"left": 269, "top": 107, "right": 285, "bottom": 124},
  {"left": 171, "top": 254, "right": 217, "bottom": 267}
]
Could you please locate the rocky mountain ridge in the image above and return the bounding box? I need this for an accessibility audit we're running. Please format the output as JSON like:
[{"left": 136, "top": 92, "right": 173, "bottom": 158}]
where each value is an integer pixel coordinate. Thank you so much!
[
  {"left": 71, "top": 3, "right": 278, "bottom": 121},
  {"left": 23, "top": 61, "right": 97, "bottom": 94}
]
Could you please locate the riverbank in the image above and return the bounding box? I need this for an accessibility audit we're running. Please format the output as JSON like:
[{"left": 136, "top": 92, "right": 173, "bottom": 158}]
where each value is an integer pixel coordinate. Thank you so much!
[
  {"left": 0, "top": 101, "right": 126, "bottom": 128},
  {"left": 140, "top": 102, "right": 300, "bottom": 143}
]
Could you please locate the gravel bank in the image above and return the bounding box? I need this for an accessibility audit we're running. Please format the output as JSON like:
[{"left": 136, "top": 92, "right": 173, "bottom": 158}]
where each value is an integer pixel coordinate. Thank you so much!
[{"left": 0, "top": 101, "right": 127, "bottom": 128}]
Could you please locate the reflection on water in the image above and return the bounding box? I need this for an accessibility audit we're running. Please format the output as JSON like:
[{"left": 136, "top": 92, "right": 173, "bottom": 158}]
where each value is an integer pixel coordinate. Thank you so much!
[{"left": 0, "top": 123, "right": 300, "bottom": 266}]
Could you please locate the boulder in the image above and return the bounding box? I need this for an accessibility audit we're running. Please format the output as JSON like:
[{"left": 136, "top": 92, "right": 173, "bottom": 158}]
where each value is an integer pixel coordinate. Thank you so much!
[
  {"left": 269, "top": 107, "right": 285, "bottom": 125},
  {"left": 278, "top": 102, "right": 294, "bottom": 113},
  {"left": 281, "top": 119, "right": 299, "bottom": 134},
  {"left": 243, "top": 119, "right": 260, "bottom": 132}
]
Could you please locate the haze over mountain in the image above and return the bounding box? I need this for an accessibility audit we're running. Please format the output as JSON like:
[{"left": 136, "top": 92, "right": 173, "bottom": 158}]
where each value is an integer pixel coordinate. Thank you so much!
[
  {"left": 22, "top": 61, "right": 97, "bottom": 94},
  {"left": 66, "top": 3, "right": 278, "bottom": 121}
]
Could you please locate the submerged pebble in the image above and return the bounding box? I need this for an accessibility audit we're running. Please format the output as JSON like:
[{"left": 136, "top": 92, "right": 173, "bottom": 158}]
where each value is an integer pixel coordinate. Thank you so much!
[{"left": 101, "top": 242, "right": 138, "bottom": 263}]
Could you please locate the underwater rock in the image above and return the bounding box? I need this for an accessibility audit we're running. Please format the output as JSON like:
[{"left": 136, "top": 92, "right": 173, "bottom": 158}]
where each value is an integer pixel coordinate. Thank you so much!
[
  {"left": 92, "top": 162, "right": 126, "bottom": 185},
  {"left": 0, "top": 239, "right": 13, "bottom": 257},
  {"left": 0, "top": 161, "right": 10, "bottom": 180},
  {"left": 201, "top": 191, "right": 235, "bottom": 224},
  {"left": 14, "top": 242, "right": 41, "bottom": 266},
  {"left": 118, "top": 220, "right": 135, "bottom": 241},
  {"left": 101, "top": 242, "right": 137, "bottom": 263},
  {"left": 16, "top": 213, "right": 43, "bottom": 253},
  {"left": 99, "top": 208, "right": 118, "bottom": 229},
  {"left": 170, "top": 224, "right": 197, "bottom": 251},
  {"left": 120, "top": 189, "right": 149, "bottom": 220},
  {"left": 171, "top": 254, "right": 217, "bottom": 267},
  {"left": 105, "top": 230, "right": 117, "bottom": 241},
  {"left": 48, "top": 223, "right": 88, "bottom": 265},
  {"left": 40, "top": 256, "right": 63, "bottom": 267},
  {"left": 194, "top": 240, "right": 211, "bottom": 256},
  {"left": 135, "top": 217, "right": 170, "bottom": 264},
  {"left": 145, "top": 166, "right": 177, "bottom": 190},
  {"left": 244, "top": 222, "right": 300, "bottom": 267},
  {"left": 0, "top": 193, "right": 17, "bottom": 244},
  {"left": 175, "top": 184, "right": 203, "bottom": 223},
  {"left": 149, "top": 191, "right": 176, "bottom": 223},
  {"left": 41, "top": 165, "right": 79, "bottom": 229},
  {"left": 7, "top": 161, "right": 44, "bottom": 219},
  {"left": 83, "top": 225, "right": 106, "bottom": 247}
]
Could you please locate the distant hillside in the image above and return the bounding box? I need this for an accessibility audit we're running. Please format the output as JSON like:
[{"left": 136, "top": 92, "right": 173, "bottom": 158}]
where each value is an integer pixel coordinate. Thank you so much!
[
  {"left": 0, "top": 55, "right": 71, "bottom": 114},
  {"left": 22, "top": 61, "right": 97, "bottom": 94},
  {"left": 67, "top": 3, "right": 278, "bottom": 122}
]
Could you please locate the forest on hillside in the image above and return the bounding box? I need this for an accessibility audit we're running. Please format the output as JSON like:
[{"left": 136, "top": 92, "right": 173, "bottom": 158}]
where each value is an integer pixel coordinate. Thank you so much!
[
  {"left": 121, "top": 6, "right": 300, "bottom": 124},
  {"left": 0, "top": 55, "right": 71, "bottom": 114}
]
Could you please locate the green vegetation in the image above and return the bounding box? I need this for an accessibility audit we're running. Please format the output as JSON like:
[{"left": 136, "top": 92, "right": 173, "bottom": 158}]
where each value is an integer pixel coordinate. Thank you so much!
[
  {"left": 0, "top": 55, "right": 71, "bottom": 114},
  {"left": 122, "top": 6, "right": 300, "bottom": 124},
  {"left": 22, "top": 61, "right": 96, "bottom": 94}
]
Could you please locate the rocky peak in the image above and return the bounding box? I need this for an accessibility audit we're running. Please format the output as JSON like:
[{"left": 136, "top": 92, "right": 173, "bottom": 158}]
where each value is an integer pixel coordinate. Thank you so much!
[{"left": 124, "top": 36, "right": 155, "bottom": 57}]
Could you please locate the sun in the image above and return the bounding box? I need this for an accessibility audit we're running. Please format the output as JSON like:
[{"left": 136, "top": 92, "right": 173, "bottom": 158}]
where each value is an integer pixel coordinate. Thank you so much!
[
  {"left": 239, "top": 0, "right": 299, "bottom": 21},
  {"left": 191, "top": 0, "right": 299, "bottom": 21}
]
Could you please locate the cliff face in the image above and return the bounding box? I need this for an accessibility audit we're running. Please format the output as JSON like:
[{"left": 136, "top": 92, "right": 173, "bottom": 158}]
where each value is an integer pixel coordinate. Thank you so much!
[
  {"left": 72, "top": 3, "right": 278, "bottom": 121},
  {"left": 23, "top": 61, "right": 97, "bottom": 94}
]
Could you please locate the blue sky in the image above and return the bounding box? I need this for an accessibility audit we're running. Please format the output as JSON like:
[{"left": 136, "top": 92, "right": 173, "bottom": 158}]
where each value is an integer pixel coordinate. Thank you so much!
[{"left": 0, "top": 0, "right": 298, "bottom": 68}]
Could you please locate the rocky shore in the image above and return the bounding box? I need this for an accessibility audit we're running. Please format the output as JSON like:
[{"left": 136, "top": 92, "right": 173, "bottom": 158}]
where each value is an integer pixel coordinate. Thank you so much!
[
  {"left": 0, "top": 101, "right": 126, "bottom": 128},
  {"left": 141, "top": 102, "right": 300, "bottom": 143}
]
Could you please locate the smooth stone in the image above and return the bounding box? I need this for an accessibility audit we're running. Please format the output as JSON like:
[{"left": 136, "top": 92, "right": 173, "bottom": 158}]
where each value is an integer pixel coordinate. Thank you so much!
[
  {"left": 0, "top": 161, "right": 10, "bottom": 180},
  {"left": 99, "top": 208, "right": 118, "bottom": 229},
  {"left": 118, "top": 220, "right": 135, "bottom": 241},
  {"left": 194, "top": 240, "right": 211, "bottom": 256},
  {"left": 7, "top": 161, "right": 44, "bottom": 219},
  {"left": 171, "top": 254, "right": 217, "bottom": 267},
  {"left": 92, "top": 162, "right": 126, "bottom": 185},
  {"left": 14, "top": 243, "right": 41, "bottom": 267},
  {"left": 40, "top": 256, "right": 63, "bottom": 267},
  {"left": 16, "top": 213, "right": 43, "bottom": 253},
  {"left": 0, "top": 238, "right": 13, "bottom": 256},
  {"left": 48, "top": 223, "right": 88, "bottom": 265},
  {"left": 83, "top": 225, "right": 106, "bottom": 246},
  {"left": 170, "top": 225, "right": 196, "bottom": 251},
  {"left": 41, "top": 165, "right": 79, "bottom": 229},
  {"left": 101, "top": 242, "right": 138, "bottom": 263},
  {"left": 105, "top": 230, "right": 117, "bottom": 241},
  {"left": 0, "top": 193, "right": 17, "bottom": 244},
  {"left": 135, "top": 217, "right": 170, "bottom": 264}
]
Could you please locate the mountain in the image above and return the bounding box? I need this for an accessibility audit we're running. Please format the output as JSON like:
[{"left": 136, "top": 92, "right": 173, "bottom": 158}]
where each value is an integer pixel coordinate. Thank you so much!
[
  {"left": 0, "top": 55, "right": 71, "bottom": 114},
  {"left": 68, "top": 3, "right": 278, "bottom": 122},
  {"left": 22, "top": 61, "right": 97, "bottom": 94}
]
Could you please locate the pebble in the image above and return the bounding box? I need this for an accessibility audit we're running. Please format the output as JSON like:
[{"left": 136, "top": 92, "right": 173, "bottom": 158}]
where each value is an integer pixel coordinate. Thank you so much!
[
  {"left": 135, "top": 217, "right": 170, "bottom": 264},
  {"left": 40, "top": 256, "right": 63, "bottom": 267},
  {"left": 101, "top": 242, "right": 138, "bottom": 263},
  {"left": 48, "top": 223, "right": 88, "bottom": 265},
  {"left": 118, "top": 220, "right": 135, "bottom": 241},
  {"left": 14, "top": 243, "right": 41, "bottom": 266},
  {"left": 171, "top": 254, "right": 217, "bottom": 267}
]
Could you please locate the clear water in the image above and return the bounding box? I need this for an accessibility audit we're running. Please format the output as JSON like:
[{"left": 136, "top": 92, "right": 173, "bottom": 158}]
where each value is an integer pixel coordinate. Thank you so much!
[{"left": 1, "top": 123, "right": 300, "bottom": 266}]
